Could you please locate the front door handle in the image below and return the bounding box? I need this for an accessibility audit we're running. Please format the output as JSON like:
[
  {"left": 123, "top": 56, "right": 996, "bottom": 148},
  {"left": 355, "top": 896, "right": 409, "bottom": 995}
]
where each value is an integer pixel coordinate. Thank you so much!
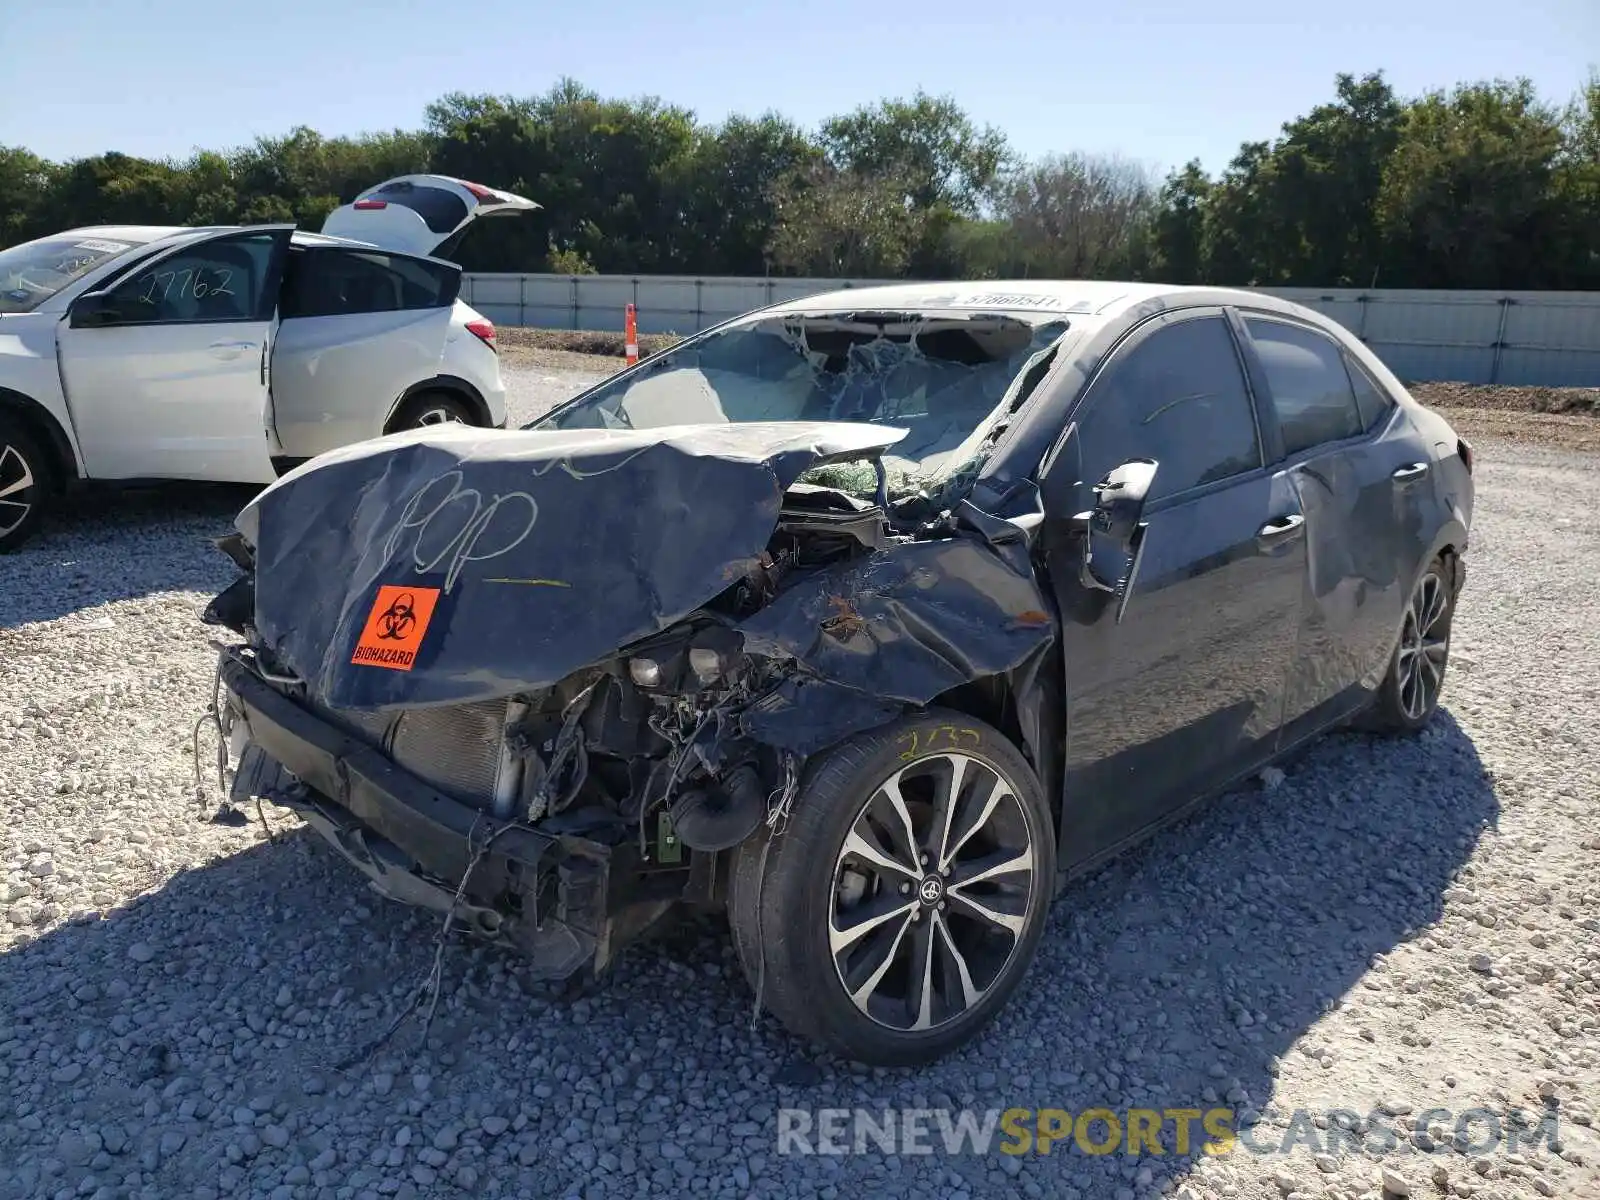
[
  {"left": 1391, "top": 461, "right": 1430, "bottom": 483},
  {"left": 1256, "top": 513, "right": 1306, "bottom": 550},
  {"left": 209, "top": 339, "right": 257, "bottom": 360}
]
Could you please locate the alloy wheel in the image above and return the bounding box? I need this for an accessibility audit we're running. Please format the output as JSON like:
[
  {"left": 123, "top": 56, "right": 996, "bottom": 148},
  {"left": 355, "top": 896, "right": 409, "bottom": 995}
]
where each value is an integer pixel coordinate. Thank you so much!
[
  {"left": 1397, "top": 570, "right": 1450, "bottom": 721},
  {"left": 413, "top": 406, "right": 463, "bottom": 427},
  {"left": 828, "top": 752, "right": 1038, "bottom": 1032},
  {"left": 0, "top": 443, "right": 36, "bottom": 539}
]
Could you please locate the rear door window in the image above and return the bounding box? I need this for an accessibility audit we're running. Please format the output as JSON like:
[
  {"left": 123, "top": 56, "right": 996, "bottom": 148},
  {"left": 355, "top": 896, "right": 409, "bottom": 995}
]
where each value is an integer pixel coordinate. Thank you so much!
[
  {"left": 1072, "top": 315, "right": 1263, "bottom": 503},
  {"left": 1246, "top": 318, "right": 1365, "bottom": 454},
  {"left": 279, "top": 249, "right": 459, "bottom": 319}
]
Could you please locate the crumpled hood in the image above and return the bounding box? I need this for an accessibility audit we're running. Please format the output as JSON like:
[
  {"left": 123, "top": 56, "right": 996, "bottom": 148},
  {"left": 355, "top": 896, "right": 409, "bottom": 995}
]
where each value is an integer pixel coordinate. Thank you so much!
[{"left": 238, "top": 421, "right": 906, "bottom": 711}]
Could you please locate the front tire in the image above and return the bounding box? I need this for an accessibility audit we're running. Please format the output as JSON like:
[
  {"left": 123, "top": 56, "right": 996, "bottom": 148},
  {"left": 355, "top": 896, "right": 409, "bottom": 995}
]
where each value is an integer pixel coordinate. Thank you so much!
[
  {"left": 0, "top": 416, "right": 53, "bottom": 554},
  {"left": 728, "top": 710, "right": 1056, "bottom": 1066},
  {"left": 1366, "top": 555, "right": 1455, "bottom": 733}
]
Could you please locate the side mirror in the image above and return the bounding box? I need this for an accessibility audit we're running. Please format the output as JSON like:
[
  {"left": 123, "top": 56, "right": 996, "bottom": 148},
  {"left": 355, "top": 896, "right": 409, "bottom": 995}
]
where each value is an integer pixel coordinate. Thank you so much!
[
  {"left": 69, "top": 291, "right": 121, "bottom": 329},
  {"left": 1071, "top": 458, "right": 1158, "bottom": 618},
  {"left": 1089, "top": 459, "right": 1157, "bottom": 544}
]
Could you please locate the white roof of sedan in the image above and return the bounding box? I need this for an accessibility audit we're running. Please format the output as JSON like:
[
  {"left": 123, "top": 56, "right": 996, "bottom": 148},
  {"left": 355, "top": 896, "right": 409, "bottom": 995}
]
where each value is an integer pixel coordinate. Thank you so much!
[
  {"left": 53, "top": 224, "right": 420, "bottom": 254},
  {"left": 53, "top": 225, "right": 193, "bottom": 244},
  {"left": 769, "top": 279, "right": 1222, "bottom": 319}
]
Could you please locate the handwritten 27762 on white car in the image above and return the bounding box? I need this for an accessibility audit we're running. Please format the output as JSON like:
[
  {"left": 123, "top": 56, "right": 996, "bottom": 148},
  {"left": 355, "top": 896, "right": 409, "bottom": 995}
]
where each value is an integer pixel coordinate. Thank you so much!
[{"left": 0, "top": 174, "right": 538, "bottom": 551}]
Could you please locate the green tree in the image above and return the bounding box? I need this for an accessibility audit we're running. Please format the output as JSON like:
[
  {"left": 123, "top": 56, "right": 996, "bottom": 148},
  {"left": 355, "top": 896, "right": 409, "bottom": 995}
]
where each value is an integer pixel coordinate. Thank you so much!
[
  {"left": 2, "top": 74, "right": 1597, "bottom": 292},
  {"left": 1199, "top": 72, "right": 1403, "bottom": 286},
  {"left": 1148, "top": 160, "right": 1212, "bottom": 284},
  {"left": 766, "top": 163, "right": 918, "bottom": 278},
  {"left": 674, "top": 113, "right": 820, "bottom": 275},
  {"left": 43, "top": 152, "right": 190, "bottom": 229},
  {"left": 819, "top": 91, "right": 1012, "bottom": 276},
  {"left": 0, "top": 147, "right": 55, "bottom": 244},
  {"left": 428, "top": 80, "right": 700, "bottom": 272},
  {"left": 991, "top": 152, "right": 1157, "bottom": 279},
  {"left": 1198, "top": 140, "right": 1274, "bottom": 285},
  {"left": 1377, "top": 78, "right": 1568, "bottom": 287},
  {"left": 227, "top": 125, "right": 431, "bottom": 230},
  {"left": 820, "top": 91, "right": 1010, "bottom": 214},
  {"left": 1552, "top": 70, "right": 1600, "bottom": 287}
]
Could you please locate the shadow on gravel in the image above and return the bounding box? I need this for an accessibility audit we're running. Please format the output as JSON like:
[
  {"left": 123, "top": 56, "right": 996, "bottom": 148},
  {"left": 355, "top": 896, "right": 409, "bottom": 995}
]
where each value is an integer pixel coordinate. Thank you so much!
[
  {"left": 0, "top": 484, "right": 252, "bottom": 627},
  {"left": 0, "top": 709, "right": 1497, "bottom": 1199},
  {"left": 907, "top": 707, "right": 1500, "bottom": 1188}
]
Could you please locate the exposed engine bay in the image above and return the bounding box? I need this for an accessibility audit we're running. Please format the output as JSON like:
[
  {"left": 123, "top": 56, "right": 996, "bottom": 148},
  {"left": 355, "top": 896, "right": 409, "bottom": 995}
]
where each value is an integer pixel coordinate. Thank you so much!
[
  {"left": 204, "top": 413, "right": 1062, "bottom": 980},
  {"left": 309, "top": 480, "right": 894, "bottom": 853}
]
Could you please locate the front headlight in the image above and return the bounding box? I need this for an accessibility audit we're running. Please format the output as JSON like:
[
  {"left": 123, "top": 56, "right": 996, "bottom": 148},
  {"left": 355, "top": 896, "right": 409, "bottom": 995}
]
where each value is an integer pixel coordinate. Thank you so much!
[
  {"left": 688, "top": 646, "right": 725, "bottom": 684},
  {"left": 625, "top": 624, "right": 744, "bottom": 692},
  {"left": 628, "top": 657, "right": 663, "bottom": 688}
]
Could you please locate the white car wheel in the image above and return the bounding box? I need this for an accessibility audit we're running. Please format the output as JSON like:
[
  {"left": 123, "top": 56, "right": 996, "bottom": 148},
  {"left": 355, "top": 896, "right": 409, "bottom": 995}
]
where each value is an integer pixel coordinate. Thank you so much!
[
  {"left": 389, "top": 391, "right": 475, "bottom": 432},
  {"left": 0, "top": 418, "right": 50, "bottom": 553}
]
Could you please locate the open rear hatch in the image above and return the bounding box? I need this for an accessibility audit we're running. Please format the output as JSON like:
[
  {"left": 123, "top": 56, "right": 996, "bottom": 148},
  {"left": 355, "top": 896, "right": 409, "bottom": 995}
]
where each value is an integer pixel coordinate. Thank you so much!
[{"left": 320, "top": 174, "right": 539, "bottom": 259}]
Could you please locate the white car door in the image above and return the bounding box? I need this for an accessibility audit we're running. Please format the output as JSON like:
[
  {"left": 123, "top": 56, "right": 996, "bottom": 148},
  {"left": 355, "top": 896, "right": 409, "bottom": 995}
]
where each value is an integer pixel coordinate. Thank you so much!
[
  {"left": 56, "top": 228, "right": 290, "bottom": 484},
  {"left": 270, "top": 245, "right": 461, "bottom": 458},
  {"left": 319, "top": 175, "right": 539, "bottom": 259}
]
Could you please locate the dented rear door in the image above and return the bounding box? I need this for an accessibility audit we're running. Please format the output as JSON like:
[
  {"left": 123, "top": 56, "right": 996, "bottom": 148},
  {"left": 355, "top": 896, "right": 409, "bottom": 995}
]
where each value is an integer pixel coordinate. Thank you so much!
[{"left": 1238, "top": 313, "right": 1425, "bottom": 736}]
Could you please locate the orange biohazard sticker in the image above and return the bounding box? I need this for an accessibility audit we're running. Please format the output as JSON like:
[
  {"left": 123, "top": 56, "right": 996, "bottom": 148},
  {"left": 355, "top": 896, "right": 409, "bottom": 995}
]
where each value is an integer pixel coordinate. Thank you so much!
[{"left": 351, "top": 585, "right": 441, "bottom": 671}]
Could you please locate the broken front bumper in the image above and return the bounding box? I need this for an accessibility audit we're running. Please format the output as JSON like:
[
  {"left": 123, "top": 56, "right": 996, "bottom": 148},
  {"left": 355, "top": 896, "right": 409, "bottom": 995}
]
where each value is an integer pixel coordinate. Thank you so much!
[{"left": 218, "top": 657, "right": 612, "bottom": 977}]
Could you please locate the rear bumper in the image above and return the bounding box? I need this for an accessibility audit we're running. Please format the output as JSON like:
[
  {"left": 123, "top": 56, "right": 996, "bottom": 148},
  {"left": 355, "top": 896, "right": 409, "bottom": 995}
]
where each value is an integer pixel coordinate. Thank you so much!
[{"left": 219, "top": 657, "right": 605, "bottom": 976}]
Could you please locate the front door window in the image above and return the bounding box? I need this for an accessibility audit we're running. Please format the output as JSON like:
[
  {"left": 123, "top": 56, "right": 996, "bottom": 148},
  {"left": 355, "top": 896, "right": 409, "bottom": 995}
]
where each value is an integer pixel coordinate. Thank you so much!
[
  {"left": 1068, "top": 315, "right": 1262, "bottom": 505},
  {"left": 101, "top": 233, "right": 280, "bottom": 326}
]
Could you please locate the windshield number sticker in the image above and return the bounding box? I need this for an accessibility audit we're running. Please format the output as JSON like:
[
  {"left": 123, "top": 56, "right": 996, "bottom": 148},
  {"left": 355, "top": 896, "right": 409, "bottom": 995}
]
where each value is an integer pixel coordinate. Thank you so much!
[
  {"left": 72, "top": 239, "right": 131, "bottom": 255},
  {"left": 352, "top": 585, "right": 441, "bottom": 671}
]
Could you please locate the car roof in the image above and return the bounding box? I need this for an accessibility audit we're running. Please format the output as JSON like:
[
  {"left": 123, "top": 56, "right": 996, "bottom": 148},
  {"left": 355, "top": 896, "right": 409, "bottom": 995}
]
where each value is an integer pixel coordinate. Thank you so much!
[
  {"left": 763, "top": 279, "right": 1249, "bottom": 320},
  {"left": 48, "top": 226, "right": 193, "bottom": 245},
  {"left": 49, "top": 224, "right": 441, "bottom": 257}
]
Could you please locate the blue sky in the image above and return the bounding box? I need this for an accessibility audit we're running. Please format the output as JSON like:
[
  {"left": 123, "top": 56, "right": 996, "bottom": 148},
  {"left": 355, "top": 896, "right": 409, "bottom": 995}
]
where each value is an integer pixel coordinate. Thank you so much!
[{"left": 2, "top": 0, "right": 1594, "bottom": 178}]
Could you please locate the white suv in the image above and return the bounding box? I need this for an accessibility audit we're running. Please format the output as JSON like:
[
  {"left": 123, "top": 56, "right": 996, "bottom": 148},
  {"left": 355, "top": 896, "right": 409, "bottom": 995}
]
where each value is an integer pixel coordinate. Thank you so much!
[{"left": 0, "top": 174, "right": 538, "bottom": 551}]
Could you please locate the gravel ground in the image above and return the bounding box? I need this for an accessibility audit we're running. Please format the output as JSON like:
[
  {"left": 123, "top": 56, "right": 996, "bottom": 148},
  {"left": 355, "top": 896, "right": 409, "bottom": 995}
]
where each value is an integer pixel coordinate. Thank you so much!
[{"left": 1, "top": 368, "right": 1597, "bottom": 1200}]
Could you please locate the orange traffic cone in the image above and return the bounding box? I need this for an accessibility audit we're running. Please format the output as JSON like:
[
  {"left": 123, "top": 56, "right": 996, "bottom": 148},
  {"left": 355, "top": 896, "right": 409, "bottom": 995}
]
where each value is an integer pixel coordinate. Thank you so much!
[{"left": 625, "top": 303, "right": 639, "bottom": 366}]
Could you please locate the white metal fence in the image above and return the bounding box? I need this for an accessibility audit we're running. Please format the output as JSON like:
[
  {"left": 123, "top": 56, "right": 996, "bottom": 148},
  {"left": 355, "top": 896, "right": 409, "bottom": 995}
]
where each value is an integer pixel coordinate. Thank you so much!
[{"left": 460, "top": 273, "right": 1600, "bottom": 387}]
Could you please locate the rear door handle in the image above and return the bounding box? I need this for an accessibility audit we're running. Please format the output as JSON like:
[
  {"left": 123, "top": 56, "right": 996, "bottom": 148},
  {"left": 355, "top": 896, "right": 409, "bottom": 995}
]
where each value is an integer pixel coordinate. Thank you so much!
[
  {"left": 1391, "top": 462, "right": 1430, "bottom": 483},
  {"left": 209, "top": 339, "right": 257, "bottom": 360},
  {"left": 1256, "top": 513, "right": 1305, "bottom": 550}
]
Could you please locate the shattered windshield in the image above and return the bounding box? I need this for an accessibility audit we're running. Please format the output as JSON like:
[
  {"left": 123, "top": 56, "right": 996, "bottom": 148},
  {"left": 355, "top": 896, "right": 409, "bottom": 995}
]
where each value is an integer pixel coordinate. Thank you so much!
[
  {"left": 0, "top": 235, "right": 144, "bottom": 314},
  {"left": 531, "top": 310, "right": 1070, "bottom": 491}
]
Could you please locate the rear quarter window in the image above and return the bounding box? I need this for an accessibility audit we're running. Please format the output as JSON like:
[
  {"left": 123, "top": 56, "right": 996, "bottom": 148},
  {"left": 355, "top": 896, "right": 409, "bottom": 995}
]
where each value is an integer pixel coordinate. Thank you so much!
[{"left": 1345, "top": 355, "right": 1398, "bottom": 431}]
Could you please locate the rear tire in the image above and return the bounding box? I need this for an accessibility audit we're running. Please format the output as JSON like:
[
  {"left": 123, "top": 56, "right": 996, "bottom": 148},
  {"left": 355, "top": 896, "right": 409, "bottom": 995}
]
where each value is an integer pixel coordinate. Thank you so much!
[
  {"left": 1364, "top": 555, "right": 1455, "bottom": 734},
  {"left": 0, "top": 416, "right": 53, "bottom": 554},
  {"left": 728, "top": 709, "right": 1056, "bottom": 1066},
  {"left": 388, "top": 390, "right": 476, "bottom": 432}
]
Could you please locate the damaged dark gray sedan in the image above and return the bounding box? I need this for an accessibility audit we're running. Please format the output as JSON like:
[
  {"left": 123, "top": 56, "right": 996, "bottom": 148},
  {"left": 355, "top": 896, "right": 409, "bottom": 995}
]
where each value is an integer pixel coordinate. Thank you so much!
[{"left": 203, "top": 281, "right": 1475, "bottom": 1066}]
